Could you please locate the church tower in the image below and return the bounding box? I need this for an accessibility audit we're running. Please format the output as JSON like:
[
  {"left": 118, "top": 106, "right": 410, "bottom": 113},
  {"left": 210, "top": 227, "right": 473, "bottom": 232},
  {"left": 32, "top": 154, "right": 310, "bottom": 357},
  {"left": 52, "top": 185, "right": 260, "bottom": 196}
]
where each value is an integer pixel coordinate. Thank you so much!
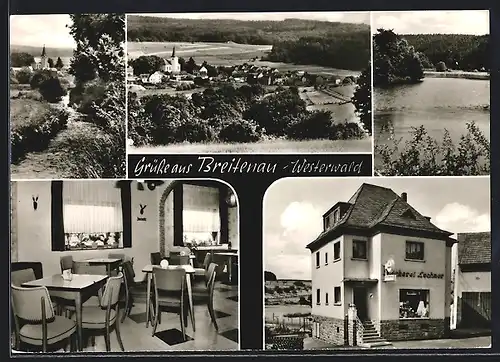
[
  {"left": 170, "top": 46, "right": 180, "bottom": 74},
  {"left": 40, "top": 44, "right": 47, "bottom": 69}
]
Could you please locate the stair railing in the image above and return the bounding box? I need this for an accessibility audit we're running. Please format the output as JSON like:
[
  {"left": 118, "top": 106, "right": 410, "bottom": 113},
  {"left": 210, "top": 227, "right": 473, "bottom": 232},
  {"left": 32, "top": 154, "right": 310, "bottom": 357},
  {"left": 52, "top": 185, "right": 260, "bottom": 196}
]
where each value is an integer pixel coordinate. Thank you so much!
[{"left": 355, "top": 315, "right": 364, "bottom": 345}]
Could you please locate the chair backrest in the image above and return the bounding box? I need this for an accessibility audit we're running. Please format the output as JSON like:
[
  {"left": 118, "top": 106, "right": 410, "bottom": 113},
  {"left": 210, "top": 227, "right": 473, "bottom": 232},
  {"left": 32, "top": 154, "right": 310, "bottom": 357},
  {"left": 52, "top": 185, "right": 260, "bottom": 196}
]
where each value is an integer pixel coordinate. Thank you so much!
[
  {"left": 206, "top": 262, "right": 218, "bottom": 294},
  {"left": 100, "top": 273, "right": 123, "bottom": 308},
  {"left": 150, "top": 252, "right": 162, "bottom": 266},
  {"left": 11, "top": 262, "right": 43, "bottom": 280},
  {"left": 11, "top": 285, "right": 55, "bottom": 323},
  {"left": 152, "top": 267, "right": 185, "bottom": 292},
  {"left": 121, "top": 260, "right": 136, "bottom": 285},
  {"left": 203, "top": 253, "right": 212, "bottom": 270},
  {"left": 60, "top": 255, "right": 74, "bottom": 272},
  {"left": 108, "top": 253, "right": 125, "bottom": 261},
  {"left": 169, "top": 255, "right": 190, "bottom": 266},
  {"left": 11, "top": 269, "right": 36, "bottom": 287},
  {"left": 73, "top": 262, "right": 107, "bottom": 275}
]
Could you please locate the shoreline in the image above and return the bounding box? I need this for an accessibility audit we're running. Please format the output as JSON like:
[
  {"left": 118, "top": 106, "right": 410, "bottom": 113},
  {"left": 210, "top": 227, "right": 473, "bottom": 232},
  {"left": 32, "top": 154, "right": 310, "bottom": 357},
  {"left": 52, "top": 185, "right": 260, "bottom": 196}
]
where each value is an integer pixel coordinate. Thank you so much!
[{"left": 423, "top": 71, "right": 489, "bottom": 80}]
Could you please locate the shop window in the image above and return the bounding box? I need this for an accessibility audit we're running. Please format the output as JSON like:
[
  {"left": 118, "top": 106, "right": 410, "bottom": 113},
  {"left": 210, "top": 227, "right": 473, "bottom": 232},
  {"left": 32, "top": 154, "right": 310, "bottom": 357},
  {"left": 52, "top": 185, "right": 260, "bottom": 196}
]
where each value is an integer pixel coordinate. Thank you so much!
[
  {"left": 406, "top": 241, "right": 424, "bottom": 261},
  {"left": 399, "top": 289, "right": 430, "bottom": 319},
  {"left": 325, "top": 252, "right": 328, "bottom": 265},
  {"left": 316, "top": 252, "right": 320, "bottom": 268},
  {"left": 352, "top": 240, "right": 367, "bottom": 259},
  {"left": 316, "top": 289, "right": 321, "bottom": 305},
  {"left": 334, "top": 286, "right": 341, "bottom": 304},
  {"left": 325, "top": 292, "right": 329, "bottom": 305},
  {"left": 333, "top": 241, "right": 341, "bottom": 261}
]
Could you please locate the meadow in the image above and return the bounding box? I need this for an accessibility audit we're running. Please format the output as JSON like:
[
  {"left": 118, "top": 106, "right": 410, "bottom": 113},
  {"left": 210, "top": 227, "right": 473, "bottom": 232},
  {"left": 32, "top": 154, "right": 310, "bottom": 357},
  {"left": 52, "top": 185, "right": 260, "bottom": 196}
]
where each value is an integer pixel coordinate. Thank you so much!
[{"left": 127, "top": 41, "right": 361, "bottom": 76}]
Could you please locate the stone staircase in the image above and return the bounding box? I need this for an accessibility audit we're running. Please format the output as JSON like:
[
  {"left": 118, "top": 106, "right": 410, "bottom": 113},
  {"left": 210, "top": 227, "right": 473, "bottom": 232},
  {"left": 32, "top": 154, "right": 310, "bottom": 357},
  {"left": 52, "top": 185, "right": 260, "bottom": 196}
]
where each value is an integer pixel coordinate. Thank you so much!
[{"left": 359, "top": 320, "right": 392, "bottom": 348}]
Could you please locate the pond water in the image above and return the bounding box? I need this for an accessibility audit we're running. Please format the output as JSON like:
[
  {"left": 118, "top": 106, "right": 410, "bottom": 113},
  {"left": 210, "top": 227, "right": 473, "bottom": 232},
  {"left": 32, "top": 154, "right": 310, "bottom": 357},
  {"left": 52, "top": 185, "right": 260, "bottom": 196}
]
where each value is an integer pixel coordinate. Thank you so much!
[{"left": 374, "top": 77, "right": 490, "bottom": 168}]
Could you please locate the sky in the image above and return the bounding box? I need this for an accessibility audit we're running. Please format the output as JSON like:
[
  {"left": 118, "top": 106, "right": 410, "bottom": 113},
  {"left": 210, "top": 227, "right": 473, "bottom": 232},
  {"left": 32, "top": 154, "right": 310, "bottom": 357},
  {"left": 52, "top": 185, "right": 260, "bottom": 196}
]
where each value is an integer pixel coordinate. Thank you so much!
[
  {"left": 130, "top": 12, "right": 370, "bottom": 24},
  {"left": 10, "top": 14, "right": 76, "bottom": 48},
  {"left": 264, "top": 177, "right": 491, "bottom": 281},
  {"left": 372, "top": 10, "right": 489, "bottom": 35}
]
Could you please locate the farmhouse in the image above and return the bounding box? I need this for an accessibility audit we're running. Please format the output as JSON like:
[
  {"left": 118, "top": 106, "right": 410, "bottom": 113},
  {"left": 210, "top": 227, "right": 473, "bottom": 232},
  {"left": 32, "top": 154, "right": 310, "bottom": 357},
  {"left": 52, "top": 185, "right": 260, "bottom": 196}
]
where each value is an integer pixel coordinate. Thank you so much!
[
  {"left": 307, "top": 183, "right": 455, "bottom": 347},
  {"left": 453, "top": 232, "right": 491, "bottom": 330}
]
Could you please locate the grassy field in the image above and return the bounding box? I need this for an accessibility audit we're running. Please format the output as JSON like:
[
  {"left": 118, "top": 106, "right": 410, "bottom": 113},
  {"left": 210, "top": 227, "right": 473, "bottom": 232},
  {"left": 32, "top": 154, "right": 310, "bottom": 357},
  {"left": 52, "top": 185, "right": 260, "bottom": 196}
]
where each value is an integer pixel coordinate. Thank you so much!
[
  {"left": 11, "top": 98, "right": 50, "bottom": 128},
  {"left": 127, "top": 41, "right": 361, "bottom": 76},
  {"left": 129, "top": 137, "right": 372, "bottom": 154},
  {"left": 299, "top": 86, "right": 358, "bottom": 123}
]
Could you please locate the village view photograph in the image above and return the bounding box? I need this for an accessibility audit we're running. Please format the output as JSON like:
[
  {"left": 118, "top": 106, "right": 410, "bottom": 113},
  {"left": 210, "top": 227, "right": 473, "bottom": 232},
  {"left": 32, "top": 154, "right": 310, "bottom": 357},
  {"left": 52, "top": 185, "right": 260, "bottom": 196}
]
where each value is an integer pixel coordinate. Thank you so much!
[
  {"left": 9, "top": 14, "right": 126, "bottom": 179},
  {"left": 372, "top": 10, "right": 490, "bottom": 176},
  {"left": 126, "top": 12, "right": 372, "bottom": 154},
  {"left": 264, "top": 177, "right": 491, "bottom": 350}
]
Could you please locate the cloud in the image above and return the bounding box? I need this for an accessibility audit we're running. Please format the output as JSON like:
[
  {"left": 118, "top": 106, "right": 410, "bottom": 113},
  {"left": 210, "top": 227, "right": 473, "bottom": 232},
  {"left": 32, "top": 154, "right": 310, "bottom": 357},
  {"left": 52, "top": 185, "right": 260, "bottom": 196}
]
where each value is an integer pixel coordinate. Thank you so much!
[
  {"left": 265, "top": 202, "right": 323, "bottom": 280},
  {"left": 10, "top": 15, "right": 75, "bottom": 48},
  {"left": 434, "top": 202, "right": 490, "bottom": 233},
  {"left": 372, "top": 10, "right": 489, "bottom": 35}
]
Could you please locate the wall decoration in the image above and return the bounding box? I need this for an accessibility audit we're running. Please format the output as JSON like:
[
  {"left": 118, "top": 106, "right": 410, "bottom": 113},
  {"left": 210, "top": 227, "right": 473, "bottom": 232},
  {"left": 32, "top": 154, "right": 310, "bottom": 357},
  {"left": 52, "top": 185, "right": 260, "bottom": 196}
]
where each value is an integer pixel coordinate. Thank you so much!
[
  {"left": 32, "top": 195, "right": 39, "bottom": 210},
  {"left": 137, "top": 203, "right": 147, "bottom": 221}
]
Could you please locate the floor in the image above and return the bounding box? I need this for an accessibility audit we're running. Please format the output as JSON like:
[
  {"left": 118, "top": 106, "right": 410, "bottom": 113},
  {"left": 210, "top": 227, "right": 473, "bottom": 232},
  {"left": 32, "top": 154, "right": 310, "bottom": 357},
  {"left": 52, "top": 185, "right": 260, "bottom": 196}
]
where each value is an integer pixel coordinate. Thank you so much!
[{"left": 13, "top": 281, "right": 239, "bottom": 353}]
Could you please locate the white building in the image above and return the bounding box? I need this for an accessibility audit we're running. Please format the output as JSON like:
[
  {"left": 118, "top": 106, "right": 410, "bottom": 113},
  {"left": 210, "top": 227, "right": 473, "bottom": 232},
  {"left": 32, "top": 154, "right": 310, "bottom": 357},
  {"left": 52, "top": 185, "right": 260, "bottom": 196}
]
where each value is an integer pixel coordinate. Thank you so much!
[
  {"left": 452, "top": 232, "right": 491, "bottom": 329},
  {"left": 32, "top": 45, "right": 48, "bottom": 70},
  {"left": 164, "top": 46, "right": 181, "bottom": 74},
  {"left": 307, "top": 183, "right": 455, "bottom": 347},
  {"left": 148, "top": 71, "right": 163, "bottom": 84},
  {"left": 199, "top": 66, "right": 208, "bottom": 79}
]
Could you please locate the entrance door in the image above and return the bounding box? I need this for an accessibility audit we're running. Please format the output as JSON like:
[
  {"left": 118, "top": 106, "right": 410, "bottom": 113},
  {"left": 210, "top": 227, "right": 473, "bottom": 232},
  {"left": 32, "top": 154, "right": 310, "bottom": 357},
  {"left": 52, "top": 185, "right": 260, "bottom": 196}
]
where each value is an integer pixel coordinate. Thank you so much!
[
  {"left": 461, "top": 292, "right": 491, "bottom": 328},
  {"left": 353, "top": 287, "right": 368, "bottom": 321}
]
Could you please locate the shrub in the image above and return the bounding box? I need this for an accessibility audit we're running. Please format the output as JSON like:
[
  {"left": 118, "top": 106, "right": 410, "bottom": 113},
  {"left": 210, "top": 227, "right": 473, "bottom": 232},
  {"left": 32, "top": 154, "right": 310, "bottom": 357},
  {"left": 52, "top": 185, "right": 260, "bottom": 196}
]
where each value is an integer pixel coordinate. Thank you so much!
[
  {"left": 127, "top": 92, "right": 154, "bottom": 146},
  {"left": 15, "top": 67, "right": 32, "bottom": 84},
  {"left": 330, "top": 122, "right": 365, "bottom": 140},
  {"left": 38, "top": 77, "right": 67, "bottom": 103},
  {"left": 376, "top": 122, "right": 490, "bottom": 176},
  {"left": 436, "top": 61, "right": 447, "bottom": 72},
  {"left": 11, "top": 107, "right": 69, "bottom": 163},
  {"left": 30, "top": 70, "right": 53, "bottom": 89},
  {"left": 218, "top": 119, "right": 262, "bottom": 143}
]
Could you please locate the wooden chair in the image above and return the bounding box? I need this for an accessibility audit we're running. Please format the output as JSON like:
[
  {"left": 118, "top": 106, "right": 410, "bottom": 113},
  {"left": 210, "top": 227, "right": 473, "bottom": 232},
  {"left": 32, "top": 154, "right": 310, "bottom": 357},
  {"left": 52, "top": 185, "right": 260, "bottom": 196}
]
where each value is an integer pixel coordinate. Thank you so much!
[
  {"left": 60, "top": 256, "right": 74, "bottom": 273},
  {"left": 191, "top": 262, "right": 219, "bottom": 330},
  {"left": 11, "top": 285, "right": 76, "bottom": 352},
  {"left": 11, "top": 269, "right": 60, "bottom": 314},
  {"left": 73, "top": 273, "right": 125, "bottom": 352},
  {"left": 120, "top": 260, "right": 148, "bottom": 322},
  {"left": 151, "top": 267, "right": 195, "bottom": 340}
]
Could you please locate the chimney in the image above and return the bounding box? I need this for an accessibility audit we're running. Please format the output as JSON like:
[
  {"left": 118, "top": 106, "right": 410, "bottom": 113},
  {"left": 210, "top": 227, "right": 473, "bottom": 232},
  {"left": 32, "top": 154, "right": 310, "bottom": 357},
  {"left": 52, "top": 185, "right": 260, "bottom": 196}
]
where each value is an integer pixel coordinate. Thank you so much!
[{"left": 401, "top": 192, "right": 407, "bottom": 202}]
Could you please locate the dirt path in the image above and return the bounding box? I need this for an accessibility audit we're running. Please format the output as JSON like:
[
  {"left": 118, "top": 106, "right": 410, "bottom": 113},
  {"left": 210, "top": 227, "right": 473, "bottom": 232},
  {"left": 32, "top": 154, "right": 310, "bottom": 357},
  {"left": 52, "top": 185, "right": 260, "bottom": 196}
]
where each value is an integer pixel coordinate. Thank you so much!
[{"left": 10, "top": 107, "right": 85, "bottom": 179}]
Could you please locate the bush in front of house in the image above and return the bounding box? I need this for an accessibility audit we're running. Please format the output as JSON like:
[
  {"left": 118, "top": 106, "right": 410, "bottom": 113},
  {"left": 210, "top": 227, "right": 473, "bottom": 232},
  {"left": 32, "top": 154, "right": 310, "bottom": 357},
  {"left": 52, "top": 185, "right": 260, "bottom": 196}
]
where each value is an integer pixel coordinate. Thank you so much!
[
  {"left": 11, "top": 107, "right": 69, "bottom": 163},
  {"left": 218, "top": 118, "right": 262, "bottom": 143}
]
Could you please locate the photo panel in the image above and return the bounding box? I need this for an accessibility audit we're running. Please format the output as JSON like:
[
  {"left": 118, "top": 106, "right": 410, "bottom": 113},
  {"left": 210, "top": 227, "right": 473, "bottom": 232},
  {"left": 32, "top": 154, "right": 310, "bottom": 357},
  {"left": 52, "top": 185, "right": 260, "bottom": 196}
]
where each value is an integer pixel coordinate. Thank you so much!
[
  {"left": 10, "top": 179, "right": 239, "bottom": 352},
  {"left": 263, "top": 176, "right": 491, "bottom": 350},
  {"left": 125, "top": 11, "right": 373, "bottom": 154},
  {"left": 9, "top": 14, "right": 126, "bottom": 179},
  {"left": 372, "top": 10, "right": 490, "bottom": 176}
]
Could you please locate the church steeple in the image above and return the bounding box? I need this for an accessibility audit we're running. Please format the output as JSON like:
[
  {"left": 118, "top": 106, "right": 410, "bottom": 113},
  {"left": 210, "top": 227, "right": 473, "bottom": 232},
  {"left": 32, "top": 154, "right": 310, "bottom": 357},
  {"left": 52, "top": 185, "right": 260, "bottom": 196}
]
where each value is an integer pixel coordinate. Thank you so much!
[
  {"left": 41, "top": 44, "right": 46, "bottom": 57},
  {"left": 171, "top": 46, "right": 176, "bottom": 58}
]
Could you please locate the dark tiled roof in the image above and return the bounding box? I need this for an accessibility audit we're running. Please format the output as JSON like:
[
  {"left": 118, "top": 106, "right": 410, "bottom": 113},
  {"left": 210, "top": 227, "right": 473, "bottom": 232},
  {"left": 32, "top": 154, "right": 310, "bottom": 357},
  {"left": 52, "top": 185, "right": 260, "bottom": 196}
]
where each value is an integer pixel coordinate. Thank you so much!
[
  {"left": 307, "top": 183, "right": 453, "bottom": 250},
  {"left": 457, "top": 232, "right": 491, "bottom": 265}
]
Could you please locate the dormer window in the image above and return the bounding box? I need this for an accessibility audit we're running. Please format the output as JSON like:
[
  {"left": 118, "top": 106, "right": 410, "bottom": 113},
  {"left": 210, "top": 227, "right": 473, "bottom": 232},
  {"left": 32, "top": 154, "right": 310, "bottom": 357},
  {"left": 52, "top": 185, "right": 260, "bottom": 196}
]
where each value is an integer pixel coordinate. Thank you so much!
[
  {"left": 333, "top": 209, "right": 340, "bottom": 223},
  {"left": 402, "top": 208, "right": 417, "bottom": 220}
]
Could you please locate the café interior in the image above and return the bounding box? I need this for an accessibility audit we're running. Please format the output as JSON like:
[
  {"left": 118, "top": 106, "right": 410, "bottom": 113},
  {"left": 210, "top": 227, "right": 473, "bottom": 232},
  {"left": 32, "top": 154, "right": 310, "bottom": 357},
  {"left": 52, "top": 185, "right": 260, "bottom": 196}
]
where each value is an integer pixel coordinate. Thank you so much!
[{"left": 10, "top": 179, "right": 239, "bottom": 352}]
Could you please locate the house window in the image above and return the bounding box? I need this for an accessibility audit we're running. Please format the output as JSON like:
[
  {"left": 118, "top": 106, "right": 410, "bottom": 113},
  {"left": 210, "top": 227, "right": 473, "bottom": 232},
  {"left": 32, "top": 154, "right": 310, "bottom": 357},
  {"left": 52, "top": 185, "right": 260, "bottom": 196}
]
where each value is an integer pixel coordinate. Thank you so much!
[
  {"left": 63, "top": 181, "right": 123, "bottom": 250},
  {"left": 325, "top": 292, "right": 329, "bottom": 305},
  {"left": 333, "top": 241, "right": 341, "bottom": 261},
  {"left": 333, "top": 209, "right": 340, "bottom": 223},
  {"left": 353, "top": 240, "right": 367, "bottom": 259},
  {"left": 316, "top": 289, "right": 321, "bottom": 305},
  {"left": 325, "top": 252, "right": 328, "bottom": 265},
  {"left": 406, "top": 241, "right": 424, "bottom": 261},
  {"left": 316, "top": 252, "right": 320, "bottom": 268},
  {"left": 334, "top": 286, "right": 341, "bottom": 304},
  {"left": 400, "top": 289, "right": 430, "bottom": 318}
]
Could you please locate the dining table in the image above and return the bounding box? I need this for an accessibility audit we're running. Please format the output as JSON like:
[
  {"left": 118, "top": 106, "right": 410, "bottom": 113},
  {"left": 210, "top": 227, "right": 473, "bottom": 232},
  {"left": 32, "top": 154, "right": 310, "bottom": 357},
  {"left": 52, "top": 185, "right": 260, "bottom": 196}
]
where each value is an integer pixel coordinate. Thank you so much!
[
  {"left": 213, "top": 251, "right": 238, "bottom": 284},
  {"left": 85, "top": 258, "right": 122, "bottom": 276},
  {"left": 141, "top": 264, "right": 196, "bottom": 330},
  {"left": 22, "top": 273, "right": 108, "bottom": 351}
]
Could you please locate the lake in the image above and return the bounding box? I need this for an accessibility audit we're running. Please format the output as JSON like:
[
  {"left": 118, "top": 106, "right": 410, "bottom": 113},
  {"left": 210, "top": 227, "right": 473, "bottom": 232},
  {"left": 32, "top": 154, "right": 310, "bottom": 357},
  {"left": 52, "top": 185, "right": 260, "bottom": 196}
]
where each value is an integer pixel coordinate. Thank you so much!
[{"left": 374, "top": 77, "right": 490, "bottom": 169}]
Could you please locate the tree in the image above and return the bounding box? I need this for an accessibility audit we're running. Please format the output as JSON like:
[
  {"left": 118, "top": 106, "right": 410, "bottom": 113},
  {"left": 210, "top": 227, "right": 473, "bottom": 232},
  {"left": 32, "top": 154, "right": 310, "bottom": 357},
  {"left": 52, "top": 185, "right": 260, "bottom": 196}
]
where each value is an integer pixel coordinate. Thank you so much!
[
  {"left": 129, "top": 55, "right": 164, "bottom": 76},
  {"left": 30, "top": 70, "right": 53, "bottom": 89},
  {"left": 68, "top": 14, "right": 125, "bottom": 84},
  {"left": 11, "top": 52, "right": 35, "bottom": 67},
  {"left": 48, "top": 58, "right": 54, "bottom": 68},
  {"left": 15, "top": 67, "right": 32, "bottom": 84},
  {"left": 184, "top": 57, "right": 198, "bottom": 74},
  {"left": 55, "top": 57, "right": 64, "bottom": 69},
  {"left": 352, "top": 65, "right": 372, "bottom": 134},
  {"left": 38, "top": 77, "right": 67, "bottom": 103}
]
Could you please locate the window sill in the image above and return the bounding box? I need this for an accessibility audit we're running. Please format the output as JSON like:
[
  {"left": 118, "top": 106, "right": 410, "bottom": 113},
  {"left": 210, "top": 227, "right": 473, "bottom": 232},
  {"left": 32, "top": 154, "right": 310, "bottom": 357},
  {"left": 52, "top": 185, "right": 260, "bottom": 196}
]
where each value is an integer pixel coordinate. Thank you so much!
[
  {"left": 333, "top": 258, "right": 341, "bottom": 263},
  {"left": 399, "top": 317, "right": 430, "bottom": 320},
  {"left": 325, "top": 303, "right": 329, "bottom": 306},
  {"left": 405, "top": 258, "right": 425, "bottom": 263},
  {"left": 316, "top": 303, "right": 321, "bottom": 306},
  {"left": 334, "top": 302, "right": 341, "bottom": 306},
  {"left": 351, "top": 257, "right": 368, "bottom": 261},
  {"left": 316, "top": 266, "right": 320, "bottom": 269}
]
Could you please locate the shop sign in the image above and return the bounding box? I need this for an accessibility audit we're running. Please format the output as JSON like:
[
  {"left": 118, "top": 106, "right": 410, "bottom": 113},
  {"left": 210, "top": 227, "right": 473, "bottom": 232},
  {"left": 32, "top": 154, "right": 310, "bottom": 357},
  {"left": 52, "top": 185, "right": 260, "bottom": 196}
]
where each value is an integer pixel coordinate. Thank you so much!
[{"left": 387, "top": 270, "right": 444, "bottom": 279}]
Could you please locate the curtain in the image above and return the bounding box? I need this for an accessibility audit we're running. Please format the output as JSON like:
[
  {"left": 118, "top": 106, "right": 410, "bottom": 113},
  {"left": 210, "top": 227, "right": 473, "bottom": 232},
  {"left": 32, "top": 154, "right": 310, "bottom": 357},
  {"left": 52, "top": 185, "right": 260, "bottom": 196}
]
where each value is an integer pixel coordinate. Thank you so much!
[
  {"left": 63, "top": 181, "right": 123, "bottom": 233},
  {"left": 51, "top": 181, "right": 65, "bottom": 251},
  {"left": 121, "top": 181, "right": 132, "bottom": 248}
]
